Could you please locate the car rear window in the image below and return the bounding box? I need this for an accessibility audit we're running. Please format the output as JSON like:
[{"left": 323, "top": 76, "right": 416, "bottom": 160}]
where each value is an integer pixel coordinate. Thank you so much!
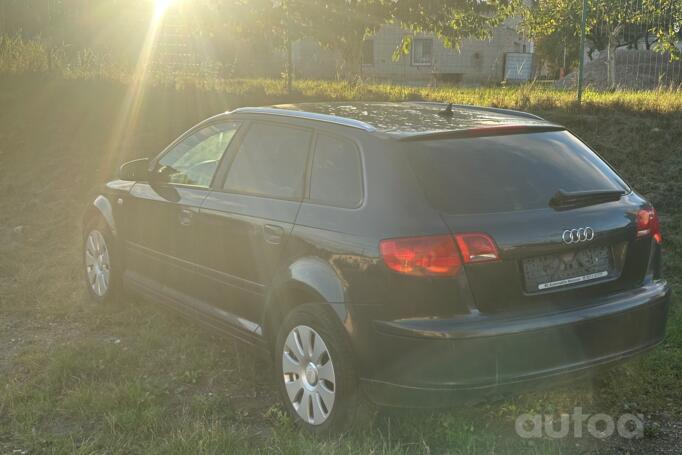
[{"left": 407, "top": 130, "right": 629, "bottom": 214}]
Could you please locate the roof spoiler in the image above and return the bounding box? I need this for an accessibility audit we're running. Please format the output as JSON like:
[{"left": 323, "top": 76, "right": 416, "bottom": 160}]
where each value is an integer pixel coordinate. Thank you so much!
[
  {"left": 398, "top": 124, "right": 566, "bottom": 142},
  {"left": 409, "top": 101, "right": 546, "bottom": 121}
]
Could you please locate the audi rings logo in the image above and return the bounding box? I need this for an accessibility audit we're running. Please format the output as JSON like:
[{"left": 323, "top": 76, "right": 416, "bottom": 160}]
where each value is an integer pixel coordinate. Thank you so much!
[{"left": 562, "top": 227, "right": 595, "bottom": 244}]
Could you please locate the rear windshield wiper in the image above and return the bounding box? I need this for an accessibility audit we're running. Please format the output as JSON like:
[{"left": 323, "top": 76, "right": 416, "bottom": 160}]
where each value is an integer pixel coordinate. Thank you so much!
[{"left": 549, "top": 189, "right": 625, "bottom": 210}]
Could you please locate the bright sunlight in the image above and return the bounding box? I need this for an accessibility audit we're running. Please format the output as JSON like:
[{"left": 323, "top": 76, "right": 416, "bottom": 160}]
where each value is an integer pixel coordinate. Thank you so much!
[{"left": 154, "top": 0, "right": 177, "bottom": 17}]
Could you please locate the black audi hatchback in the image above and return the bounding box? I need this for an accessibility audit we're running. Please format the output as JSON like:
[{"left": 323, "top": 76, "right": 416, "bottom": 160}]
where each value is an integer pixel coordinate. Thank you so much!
[{"left": 83, "top": 102, "right": 670, "bottom": 432}]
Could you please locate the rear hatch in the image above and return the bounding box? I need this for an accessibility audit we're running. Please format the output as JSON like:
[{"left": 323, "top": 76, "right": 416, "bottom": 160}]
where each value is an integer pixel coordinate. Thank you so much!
[{"left": 406, "top": 128, "right": 654, "bottom": 315}]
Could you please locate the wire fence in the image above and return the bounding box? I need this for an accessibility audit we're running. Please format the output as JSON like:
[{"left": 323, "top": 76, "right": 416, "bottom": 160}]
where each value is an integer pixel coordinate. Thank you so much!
[{"left": 570, "top": 0, "right": 682, "bottom": 97}]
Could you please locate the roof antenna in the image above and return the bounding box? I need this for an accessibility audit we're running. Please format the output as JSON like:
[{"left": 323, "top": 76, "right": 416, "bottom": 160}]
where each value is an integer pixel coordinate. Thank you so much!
[{"left": 438, "top": 102, "right": 454, "bottom": 117}]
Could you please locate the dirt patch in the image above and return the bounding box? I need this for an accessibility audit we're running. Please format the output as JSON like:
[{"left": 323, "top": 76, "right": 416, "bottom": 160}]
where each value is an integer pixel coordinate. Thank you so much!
[{"left": 602, "top": 413, "right": 682, "bottom": 454}]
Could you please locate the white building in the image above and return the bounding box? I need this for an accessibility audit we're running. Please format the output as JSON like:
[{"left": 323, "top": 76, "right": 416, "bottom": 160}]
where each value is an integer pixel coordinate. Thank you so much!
[{"left": 293, "top": 22, "right": 534, "bottom": 84}]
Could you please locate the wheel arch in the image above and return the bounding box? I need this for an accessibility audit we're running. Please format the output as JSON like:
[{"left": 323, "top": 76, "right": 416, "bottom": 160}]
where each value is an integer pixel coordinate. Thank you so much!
[
  {"left": 83, "top": 195, "right": 117, "bottom": 237},
  {"left": 263, "top": 257, "right": 349, "bottom": 348}
]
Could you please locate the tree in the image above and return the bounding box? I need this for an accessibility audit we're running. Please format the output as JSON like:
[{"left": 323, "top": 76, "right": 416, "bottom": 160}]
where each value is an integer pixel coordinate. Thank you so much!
[
  {"left": 392, "top": 0, "right": 519, "bottom": 54},
  {"left": 200, "top": 0, "right": 308, "bottom": 87},
  {"left": 207, "top": 0, "right": 387, "bottom": 80},
  {"left": 535, "top": 29, "right": 582, "bottom": 79},
  {"left": 522, "top": 0, "right": 682, "bottom": 88},
  {"left": 289, "top": 0, "right": 388, "bottom": 79},
  {"left": 521, "top": 0, "right": 582, "bottom": 78},
  {"left": 211, "top": 0, "right": 520, "bottom": 80}
]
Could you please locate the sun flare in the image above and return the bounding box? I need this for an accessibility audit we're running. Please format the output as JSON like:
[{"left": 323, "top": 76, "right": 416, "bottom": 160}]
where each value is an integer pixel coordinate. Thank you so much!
[{"left": 154, "top": 0, "right": 176, "bottom": 17}]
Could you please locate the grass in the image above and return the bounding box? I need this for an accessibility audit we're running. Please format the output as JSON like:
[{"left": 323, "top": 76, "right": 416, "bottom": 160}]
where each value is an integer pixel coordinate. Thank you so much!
[{"left": 0, "top": 73, "right": 681, "bottom": 454}]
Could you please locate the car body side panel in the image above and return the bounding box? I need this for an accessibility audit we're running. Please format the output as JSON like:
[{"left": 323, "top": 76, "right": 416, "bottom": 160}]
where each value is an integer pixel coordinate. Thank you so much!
[
  {"left": 192, "top": 192, "right": 300, "bottom": 329},
  {"left": 122, "top": 182, "right": 209, "bottom": 290},
  {"left": 272, "top": 257, "right": 346, "bottom": 304}
]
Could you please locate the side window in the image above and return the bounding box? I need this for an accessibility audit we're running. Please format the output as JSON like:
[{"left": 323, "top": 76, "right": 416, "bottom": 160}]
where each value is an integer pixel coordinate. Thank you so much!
[
  {"left": 157, "top": 122, "right": 240, "bottom": 187},
  {"left": 223, "top": 123, "right": 312, "bottom": 200},
  {"left": 309, "top": 134, "right": 363, "bottom": 208}
]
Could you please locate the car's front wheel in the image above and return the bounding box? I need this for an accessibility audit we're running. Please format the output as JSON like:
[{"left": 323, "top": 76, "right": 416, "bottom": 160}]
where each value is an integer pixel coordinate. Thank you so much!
[
  {"left": 83, "top": 219, "right": 120, "bottom": 303},
  {"left": 275, "top": 304, "right": 359, "bottom": 434}
]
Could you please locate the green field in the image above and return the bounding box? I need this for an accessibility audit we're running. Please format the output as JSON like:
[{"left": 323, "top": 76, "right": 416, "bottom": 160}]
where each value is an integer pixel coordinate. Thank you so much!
[{"left": 0, "top": 75, "right": 681, "bottom": 454}]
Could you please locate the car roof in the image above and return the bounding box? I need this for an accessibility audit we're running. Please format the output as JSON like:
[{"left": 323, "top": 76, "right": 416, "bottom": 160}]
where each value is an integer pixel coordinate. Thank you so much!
[{"left": 228, "top": 101, "right": 558, "bottom": 139}]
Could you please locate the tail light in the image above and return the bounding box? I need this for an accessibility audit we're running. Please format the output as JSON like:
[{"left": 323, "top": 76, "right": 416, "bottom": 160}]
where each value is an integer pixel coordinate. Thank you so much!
[
  {"left": 379, "top": 235, "right": 462, "bottom": 277},
  {"left": 379, "top": 233, "right": 500, "bottom": 277},
  {"left": 637, "top": 207, "right": 662, "bottom": 244},
  {"left": 455, "top": 233, "right": 500, "bottom": 263}
]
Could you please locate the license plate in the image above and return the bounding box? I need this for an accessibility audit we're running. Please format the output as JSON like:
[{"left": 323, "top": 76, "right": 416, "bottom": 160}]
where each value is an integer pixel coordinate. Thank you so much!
[{"left": 523, "top": 246, "right": 612, "bottom": 292}]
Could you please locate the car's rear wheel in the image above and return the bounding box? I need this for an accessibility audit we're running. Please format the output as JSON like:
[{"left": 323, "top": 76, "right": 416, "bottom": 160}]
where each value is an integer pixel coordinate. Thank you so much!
[
  {"left": 83, "top": 219, "right": 119, "bottom": 303},
  {"left": 275, "top": 304, "right": 359, "bottom": 434}
]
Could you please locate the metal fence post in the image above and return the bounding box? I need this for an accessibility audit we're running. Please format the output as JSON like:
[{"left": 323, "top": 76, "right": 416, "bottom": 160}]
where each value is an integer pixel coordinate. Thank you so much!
[
  {"left": 284, "top": 0, "right": 293, "bottom": 95},
  {"left": 286, "top": 38, "right": 293, "bottom": 95},
  {"left": 577, "top": 0, "right": 588, "bottom": 104}
]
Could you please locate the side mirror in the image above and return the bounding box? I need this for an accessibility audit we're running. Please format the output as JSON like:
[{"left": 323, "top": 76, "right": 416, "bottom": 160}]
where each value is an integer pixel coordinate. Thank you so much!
[{"left": 118, "top": 158, "right": 150, "bottom": 181}]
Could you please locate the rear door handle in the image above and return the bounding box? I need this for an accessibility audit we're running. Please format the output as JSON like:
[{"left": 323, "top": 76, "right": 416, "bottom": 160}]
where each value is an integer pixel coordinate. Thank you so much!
[
  {"left": 179, "top": 208, "right": 194, "bottom": 227},
  {"left": 263, "top": 224, "right": 284, "bottom": 245}
]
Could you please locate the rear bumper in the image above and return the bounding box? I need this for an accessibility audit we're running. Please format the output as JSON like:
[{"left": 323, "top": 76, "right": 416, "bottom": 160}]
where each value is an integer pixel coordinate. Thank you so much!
[{"left": 360, "top": 280, "right": 671, "bottom": 407}]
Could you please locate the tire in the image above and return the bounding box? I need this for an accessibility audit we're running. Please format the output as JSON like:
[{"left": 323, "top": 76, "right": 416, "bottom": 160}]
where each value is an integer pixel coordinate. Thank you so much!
[
  {"left": 275, "top": 304, "right": 360, "bottom": 434},
  {"left": 83, "top": 218, "right": 121, "bottom": 304}
]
